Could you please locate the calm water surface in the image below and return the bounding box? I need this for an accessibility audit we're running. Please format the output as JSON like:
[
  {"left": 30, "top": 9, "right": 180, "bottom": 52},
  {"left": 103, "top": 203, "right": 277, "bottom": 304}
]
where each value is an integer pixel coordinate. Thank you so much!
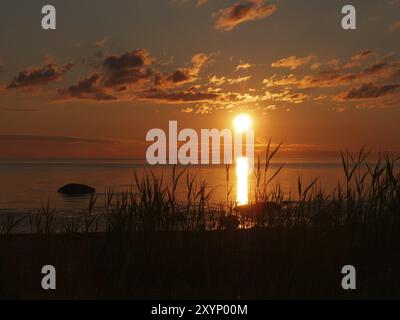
[{"left": 0, "top": 159, "right": 347, "bottom": 213}]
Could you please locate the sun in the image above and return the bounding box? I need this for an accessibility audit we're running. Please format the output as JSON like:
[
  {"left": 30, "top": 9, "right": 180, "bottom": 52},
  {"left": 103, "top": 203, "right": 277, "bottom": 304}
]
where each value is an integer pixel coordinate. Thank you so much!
[{"left": 233, "top": 114, "right": 252, "bottom": 133}]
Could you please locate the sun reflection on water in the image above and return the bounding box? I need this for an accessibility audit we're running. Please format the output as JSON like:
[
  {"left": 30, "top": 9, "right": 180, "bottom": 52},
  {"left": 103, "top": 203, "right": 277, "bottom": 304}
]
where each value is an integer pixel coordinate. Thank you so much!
[
  {"left": 233, "top": 114, "right": 252, "bottom": 206},
  {"left": 236, "top": 157, "right": 249, "bottom": 206}
]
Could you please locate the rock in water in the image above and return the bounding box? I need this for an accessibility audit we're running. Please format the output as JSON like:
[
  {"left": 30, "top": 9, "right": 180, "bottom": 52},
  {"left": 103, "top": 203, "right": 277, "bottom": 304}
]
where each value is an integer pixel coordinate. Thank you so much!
[{"left": 58, "top": 184, "right": 95, "bottom": 196}]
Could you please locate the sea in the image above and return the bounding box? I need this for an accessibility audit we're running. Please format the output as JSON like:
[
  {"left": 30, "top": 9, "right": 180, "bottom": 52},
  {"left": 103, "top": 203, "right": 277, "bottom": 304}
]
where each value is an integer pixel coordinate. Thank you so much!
[{"left": 0, "top": 158, "right": 349, "bottom": 214}]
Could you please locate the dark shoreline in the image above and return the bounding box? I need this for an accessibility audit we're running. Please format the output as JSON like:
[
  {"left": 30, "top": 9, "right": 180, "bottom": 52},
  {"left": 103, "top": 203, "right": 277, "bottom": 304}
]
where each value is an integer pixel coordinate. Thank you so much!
[{"left": 1, "top": 226, "right": 400, "bottom": 300}]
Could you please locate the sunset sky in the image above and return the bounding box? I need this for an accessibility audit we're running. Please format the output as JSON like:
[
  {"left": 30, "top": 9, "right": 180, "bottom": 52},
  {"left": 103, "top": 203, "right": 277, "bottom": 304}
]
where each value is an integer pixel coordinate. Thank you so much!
[{"left": 0, "top": 0, "right": 400, "bottom": 159}]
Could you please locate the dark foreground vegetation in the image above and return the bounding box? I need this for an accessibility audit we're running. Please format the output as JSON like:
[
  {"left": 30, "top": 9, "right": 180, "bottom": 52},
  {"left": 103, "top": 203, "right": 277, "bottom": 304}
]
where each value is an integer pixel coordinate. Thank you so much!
[
  {"left": 1, "top": 225, "right": 400, "bottom": 299},
  {"left": 0, "top": 146, "right": 400, "bottom": 299}
]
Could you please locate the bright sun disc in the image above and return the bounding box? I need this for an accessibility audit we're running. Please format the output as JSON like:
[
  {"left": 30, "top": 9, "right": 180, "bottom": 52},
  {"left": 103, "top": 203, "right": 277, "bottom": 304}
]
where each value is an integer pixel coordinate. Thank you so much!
[{"left": 233, "top": 114, "right": 252, "bottom": 133}]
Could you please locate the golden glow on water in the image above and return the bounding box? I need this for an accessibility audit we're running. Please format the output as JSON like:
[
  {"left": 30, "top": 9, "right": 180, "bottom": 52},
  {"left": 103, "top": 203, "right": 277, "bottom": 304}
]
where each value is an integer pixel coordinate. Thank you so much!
[
  {"left": 236, "top": 157, "right": 249, "bottom": 205},
  {"left": 233, "top": 113, "right": 252, "bottom": 205}
]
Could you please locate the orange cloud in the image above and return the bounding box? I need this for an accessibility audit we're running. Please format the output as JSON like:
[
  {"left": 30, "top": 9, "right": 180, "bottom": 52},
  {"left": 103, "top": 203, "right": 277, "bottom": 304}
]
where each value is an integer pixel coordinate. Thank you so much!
[
  {"left": 263, "top": 74, "right": 298, "bottom": 87},
  {"left": 102, "top": 49, "right": 154, "bottom": 88},
  {"left": 235, "top": 62, "right": 253, "bottom": 71},
  {"left": 344, "top": 50, "right": 376, "bottom": 68},
  {"left": 271, "top": 55, "right": 315, "bottom": 70},
  {"left": 265, "top": 59, "right": 400, "bottom": 89},
  {"left": 265, "top": 89, "right": 309, "bottom": 104},
  {"left": 155, "top": 53, "right": 210, "bottom": 89},
  {"left": 214, "top": 0, "right": 277, "bottom": 31},
  {"left": 141, "top": 89, "right": 219, "bottom": 104},
  {"left": 181, "top": 104, "right": 213, "bottom": 114},
  {"left": 58, "top": 50, "right": 210, "bottom": 102},
  {"left": 209, "top": 75, "right": 251, "bottom": 85},
  {"left": 8, "top": 62, "right": 73, "bottom": 89},
  {"left": 58, "top": 74, "right": 116, "bottom": 101},
  {"left": 336, "top": 82, "right": 400, "bottom": 101}
]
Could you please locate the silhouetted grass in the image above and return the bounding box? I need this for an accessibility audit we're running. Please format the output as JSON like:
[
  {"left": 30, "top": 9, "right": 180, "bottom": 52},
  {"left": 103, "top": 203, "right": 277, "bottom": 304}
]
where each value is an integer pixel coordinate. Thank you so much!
[
  {"left": 0, "top": 147, "right": 400, "bottom": 299},
  {"left": 1, "top": 146, "right": 399, "bottom": 234}
]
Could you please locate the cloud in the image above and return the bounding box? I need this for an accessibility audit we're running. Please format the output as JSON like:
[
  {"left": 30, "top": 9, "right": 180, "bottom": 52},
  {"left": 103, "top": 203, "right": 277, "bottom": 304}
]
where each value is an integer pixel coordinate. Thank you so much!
[
  {"left": 263, "top": 73, "right": 299, "bottom": 87},
  {"left": 58, "top": 74, "right": 116, "bottom": 101},
  {"left": 103, "top": 50, "right": 154, "bottom": 72},
  {"left": 154, "top": 53, "right": 209, "bottom": 88},
  {"left": 141, "top": 89, "right": 219, "bottom": 104},
  {"left": 59, "top": 50, "right": 210, "bottom": 101},
  {"left": 173, "top": 0, "right": 208, "bottom": 6},
  {"left": 344, "top": 50, "right": 376, "bottom": 68},
  {"left": 1, "top": 107, "right": 41, "bottom": 112},
  {"left": 338, "top": 82, "right": 400, "bottom": 100},
  {"left": 313, "top": 95, "right": 328, "bottom": 101},
  {"left": 8, "top": 62, "right": 73, "bottom": 89},
  {"left": 310, "top": 59, "right": 340, "bottom": 70},
  {"left": 271, "top": 55, "right": 316, "bottom": 70},
  {"left": 0, "top": 135, "right": 115, "bottom": 144},
  {"left": 264, "top": 58, "right": 400, "bottom": 89},
  {"left": 214, "top": 0, "right": 277, "bottom": 31},
  {"left": 141, "top": 86, "right": 265, "bottom": 107},
  {"left": 265, "top": 89, "right": 309, "bottom": 104},
  {"left": 209, "top": 75, "right": 251, "bottom": 85},
  {"left": 181, "top": 107, "right": 194, "bottom": 113},
  {"left": 225, "top": 75, "right": 251, "bottom": 84},
  {"left": 102, "top": 49, "right": 155, "bottom": 88},
  {"left": 260, "top": 51, "right": 400, "bottom": 111},
  {"left": 182, "top": 103, "right": 213, "bottom": 114},
  {"left": 262, "top": 104, "right": 277, "bottom": 111},
  {"left": 62, "top": 50, "right": 152, "bottom": 100},
  {"left": 389, "top": 19, "right": 400, "bottom": 32},
  {"left": 10, "top": 46, "right": 398, "bottom": 114},
  {"left": 209, "top": 75, "right": 226, "bottom": 86},
  {"left": 235, "top": 62, "right": 253, "bottom": 71},
  {"left": 353, "top": 95, "right": 400, "bottom": 109},
  {"left": 94, "top": 37, "right": 110, "bottom": 48}
]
